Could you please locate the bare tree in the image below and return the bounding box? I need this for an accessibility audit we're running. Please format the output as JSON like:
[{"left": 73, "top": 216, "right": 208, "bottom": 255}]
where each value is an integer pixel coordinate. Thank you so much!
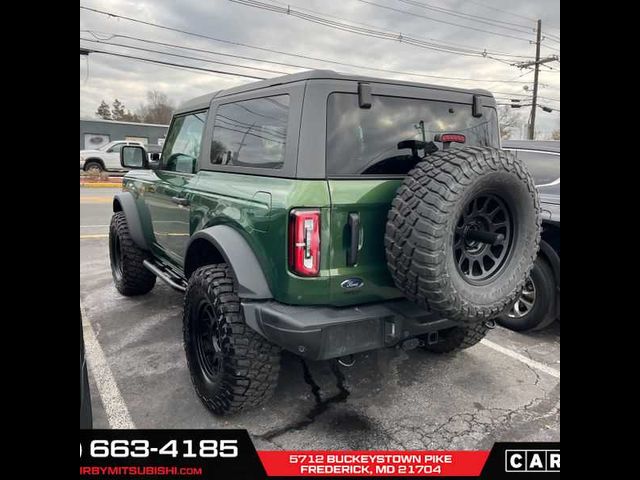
[
  {"left": 498, "top": 106, "right": 524, "bottom": 140},
  {"left": 551, "top": 129, "right": 560, "bottom": 140},
  {"left": 137, "top": 90, "right": 175, "bottom": 124}
]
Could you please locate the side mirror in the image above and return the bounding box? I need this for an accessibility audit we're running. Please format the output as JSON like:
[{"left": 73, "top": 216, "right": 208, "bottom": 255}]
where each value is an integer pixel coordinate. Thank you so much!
[{"left": 121, "top": 145, "right": 148, "bottom": 169}]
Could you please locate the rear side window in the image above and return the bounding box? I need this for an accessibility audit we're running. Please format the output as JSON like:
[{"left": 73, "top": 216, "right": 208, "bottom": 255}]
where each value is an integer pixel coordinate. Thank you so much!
[
  {"left": 326, "top": 93, "right": 499, "bottom": 176},
  {"left": 210, "top": 95, "right": 289, "bottom": 169}
]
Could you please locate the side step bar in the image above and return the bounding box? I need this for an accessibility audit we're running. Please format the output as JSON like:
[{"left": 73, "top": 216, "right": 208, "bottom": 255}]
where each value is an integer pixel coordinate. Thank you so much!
[{"left": 142, "top": 260, "right": 187, "bottom": 292}]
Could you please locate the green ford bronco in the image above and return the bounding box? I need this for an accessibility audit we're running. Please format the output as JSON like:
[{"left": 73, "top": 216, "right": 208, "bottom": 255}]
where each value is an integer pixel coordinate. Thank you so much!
[{"left": 109, "top": 70, "right": 540, "bottom": 415}]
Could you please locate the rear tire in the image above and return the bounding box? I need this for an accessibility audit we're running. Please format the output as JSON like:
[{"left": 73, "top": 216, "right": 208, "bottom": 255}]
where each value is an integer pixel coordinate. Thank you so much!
[
  {"left": 497, "top": 257, "right": 557, "bottom": 332},
  {"left": 421, "top": 323, "right": 489, "bottom": 353},
  {"left": 109, "top": 212, "right": 156, "bottom": 296},
  {"left": 183, "top": 264, "right": 281, "bottom": 415}
]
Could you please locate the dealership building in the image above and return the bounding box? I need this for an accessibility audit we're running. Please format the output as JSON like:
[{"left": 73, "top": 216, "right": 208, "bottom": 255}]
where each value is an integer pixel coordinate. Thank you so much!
[{"left": 80, "top": 118, "right": 169, "bottom": 150}]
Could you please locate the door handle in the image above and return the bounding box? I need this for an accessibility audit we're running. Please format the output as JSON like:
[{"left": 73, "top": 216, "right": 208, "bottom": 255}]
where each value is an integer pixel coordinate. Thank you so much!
[
  {"left": 347, "top": 212, "right": 360, "bottom": 266},
  {"left": 171, "top": 196, "right": 190, "bottom": 207}
]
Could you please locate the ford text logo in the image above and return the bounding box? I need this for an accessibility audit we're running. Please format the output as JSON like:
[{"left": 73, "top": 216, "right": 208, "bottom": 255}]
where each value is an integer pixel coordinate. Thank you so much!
[{"left": 341, "top": 278, "right": 364, "bottom": 289}]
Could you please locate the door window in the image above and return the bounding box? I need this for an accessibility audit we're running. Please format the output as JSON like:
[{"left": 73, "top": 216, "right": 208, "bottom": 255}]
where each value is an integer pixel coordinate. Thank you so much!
[{"left": 162, "top": 111, "right": 208, "bottom": 174}]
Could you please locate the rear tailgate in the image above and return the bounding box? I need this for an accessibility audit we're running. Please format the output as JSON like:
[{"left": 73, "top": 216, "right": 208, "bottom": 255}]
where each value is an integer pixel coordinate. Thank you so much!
[
  {"left": 327, "top": 179, "right": 404, "bottom": 306},
  {"left": 324, "top": 88, "right": 499, "bottom": 307}
]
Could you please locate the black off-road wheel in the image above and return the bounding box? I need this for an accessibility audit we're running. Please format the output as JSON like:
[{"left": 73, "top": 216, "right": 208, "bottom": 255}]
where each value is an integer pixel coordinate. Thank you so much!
[
  {"left": 183, "top": 264, "right": 281, "bottom": 415},
  {"left": 385, "top": 146, "right": 541, "bottom": 325},
  {"left": 109, "top": 212, "right": 156, "bottom": 296},
  {"left": 421, "top": 323, "right": 489, "bottom": 354},
  {"left": 497, "top": 256, "right": 557, "bottom": 332}
]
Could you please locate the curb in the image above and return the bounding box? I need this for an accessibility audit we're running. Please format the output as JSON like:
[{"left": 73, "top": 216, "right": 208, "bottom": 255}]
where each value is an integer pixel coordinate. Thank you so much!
[{"left": 80, "top": 182, "right": 123, "bottom": 188}]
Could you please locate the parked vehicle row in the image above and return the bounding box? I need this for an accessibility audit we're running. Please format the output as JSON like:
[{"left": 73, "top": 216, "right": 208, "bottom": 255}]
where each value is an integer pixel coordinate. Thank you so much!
[{"left": 498, "top": 140, "right": 560, "bottom": 332}]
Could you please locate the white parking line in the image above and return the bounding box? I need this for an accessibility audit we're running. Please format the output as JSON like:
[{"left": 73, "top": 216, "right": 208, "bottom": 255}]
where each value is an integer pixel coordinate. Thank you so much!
[
  {"left": 80, "top": 225, "right": 110, "bottom": 228},
  {"left": 81, "top": 234, "right": 109, "bottom": 239},
  {"left": 81, "top": 302, "right": 136, "bottom": 429},
  {"left": 480, "top": 339, "right": 560, "bottom": 379}
]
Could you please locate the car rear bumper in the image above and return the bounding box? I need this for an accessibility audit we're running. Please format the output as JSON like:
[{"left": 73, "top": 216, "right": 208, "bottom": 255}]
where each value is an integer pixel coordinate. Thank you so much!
[{"left": 241, "top": 299, "right": 459, "bottom": 360}]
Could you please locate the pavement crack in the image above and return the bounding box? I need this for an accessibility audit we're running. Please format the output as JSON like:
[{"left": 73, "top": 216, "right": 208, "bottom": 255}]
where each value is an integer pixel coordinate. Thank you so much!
[
  {"left": 256, "top": 359, "right": 350, "bottom": 442},
  {"left": 525, "top": 363, "right": 542, "bottom": 388}
]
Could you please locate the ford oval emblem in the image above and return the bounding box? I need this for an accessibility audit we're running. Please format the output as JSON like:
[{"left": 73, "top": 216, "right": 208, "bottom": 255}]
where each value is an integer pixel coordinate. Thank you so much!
[{"left": 341, "top": 278, "right": 364, "bottom": 289}]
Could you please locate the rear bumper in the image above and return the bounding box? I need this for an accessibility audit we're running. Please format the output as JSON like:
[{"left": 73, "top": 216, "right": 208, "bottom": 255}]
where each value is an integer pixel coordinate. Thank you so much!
[{"left": 241, "top": 299, "right": 459, "bottom": 360}]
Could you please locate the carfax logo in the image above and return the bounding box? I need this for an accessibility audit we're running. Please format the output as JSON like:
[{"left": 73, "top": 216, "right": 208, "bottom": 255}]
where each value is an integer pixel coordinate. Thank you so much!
[{"left": 505, "top": 450, "right": 560, "bottom": 472}]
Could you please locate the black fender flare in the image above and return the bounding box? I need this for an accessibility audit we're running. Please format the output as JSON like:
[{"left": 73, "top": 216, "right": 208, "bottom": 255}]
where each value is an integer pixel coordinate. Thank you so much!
[
  {"left": 112, "top": 192, "right": 149, "bottom": 250},
  {"left": 186, "top": 225, "right": 273, "bottom": 300}
]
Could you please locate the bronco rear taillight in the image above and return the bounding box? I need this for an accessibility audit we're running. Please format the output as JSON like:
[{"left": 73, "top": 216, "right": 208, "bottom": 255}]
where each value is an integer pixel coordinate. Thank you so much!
[{"left": 289, "top": 209, "right": 320, "bottom": 277}]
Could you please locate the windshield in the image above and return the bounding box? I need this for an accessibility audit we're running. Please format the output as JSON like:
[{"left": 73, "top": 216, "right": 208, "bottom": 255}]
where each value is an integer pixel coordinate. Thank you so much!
[{"left": 326, "top": 93, "right": 499, "bottom": 175}]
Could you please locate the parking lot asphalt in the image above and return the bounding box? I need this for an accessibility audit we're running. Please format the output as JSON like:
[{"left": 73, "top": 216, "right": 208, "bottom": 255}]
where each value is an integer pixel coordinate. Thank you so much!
[{"left": 80, "top": 187, "right": 559, "bottom": 450}]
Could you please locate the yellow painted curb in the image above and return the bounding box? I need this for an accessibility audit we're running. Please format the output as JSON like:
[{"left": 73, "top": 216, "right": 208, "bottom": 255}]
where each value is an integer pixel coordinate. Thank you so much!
[{"left": 80, "top": 182, "right": 123, "bottom": 188}]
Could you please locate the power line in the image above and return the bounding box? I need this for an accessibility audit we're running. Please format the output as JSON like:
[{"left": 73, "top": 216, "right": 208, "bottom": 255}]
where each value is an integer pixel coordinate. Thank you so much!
[
  {"left": 79, "top": 6, "right": 507, "bottom": 66},
  {"left": 292, "top": 0, "right": 530, "bottom": 43},
  {"left": 267, "top": 0, "right": 527, "bottom": 57},
  {"left": 461, "top": 0, "right": 538, "bottom": 23},
  {"left": 395, "top": 0, "right": 535, "bottom": 34},
  {"left": 80, "top": 37, "right": 289, "bottom": 75},
  {"left": 541, "top": 43, "right": 561, "bottom": 53},
  {"left": 78, "top": 9, "right": 539, "bottom": 84},
  {"left": 81, "top": 30, "right": 538, "bottom": 84},
  {"left": 80, "top": 48, "right": 266, "bottom": 80},
  {"left": 493, "top": 91, "right": 560, "bottom": 103},
  {"left": 227, "top": 0, "right": 536, "bottom": 57}
]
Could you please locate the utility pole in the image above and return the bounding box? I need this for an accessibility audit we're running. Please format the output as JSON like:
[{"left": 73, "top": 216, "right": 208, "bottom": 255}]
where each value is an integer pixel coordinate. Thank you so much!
[
  {"left": 529, "top": 19, "right": 542, "bottom": 140},
  {"left": 512, "top": 21, "right": 558, "bottom": 140}
]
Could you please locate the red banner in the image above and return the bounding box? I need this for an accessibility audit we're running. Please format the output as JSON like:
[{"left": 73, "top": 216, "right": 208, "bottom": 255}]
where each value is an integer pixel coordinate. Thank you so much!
[{"left": 258, "top": 451, "right": 490, "bottom": 477}]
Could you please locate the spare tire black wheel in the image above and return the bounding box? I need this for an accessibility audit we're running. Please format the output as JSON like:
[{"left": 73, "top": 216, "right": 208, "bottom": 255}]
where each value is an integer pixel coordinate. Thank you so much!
[{"left": 385, "top": 146, "right": 541, "bottom": 323}]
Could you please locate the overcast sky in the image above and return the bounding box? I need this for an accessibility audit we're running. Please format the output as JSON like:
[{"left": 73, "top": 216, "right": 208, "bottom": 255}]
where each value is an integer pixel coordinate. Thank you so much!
[{"left": 79, "top": 0, "right": 559, "bottom": 138}]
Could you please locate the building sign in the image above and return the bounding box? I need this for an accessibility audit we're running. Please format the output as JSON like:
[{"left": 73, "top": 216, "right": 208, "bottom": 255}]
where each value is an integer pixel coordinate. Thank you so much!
[{"left": 84, "top": 134, "right": 110, "bottom": 150}]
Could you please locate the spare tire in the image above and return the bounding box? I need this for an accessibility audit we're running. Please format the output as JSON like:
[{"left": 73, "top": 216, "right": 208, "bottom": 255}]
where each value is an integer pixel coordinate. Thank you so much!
[{"left": 385, "top": 146, "right": 541, "bottom": 323}]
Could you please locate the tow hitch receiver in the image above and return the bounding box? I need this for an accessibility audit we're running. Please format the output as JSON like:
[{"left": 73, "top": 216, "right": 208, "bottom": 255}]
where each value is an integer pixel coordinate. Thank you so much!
[{"left": 426, "top": 331, "right": 439, "bottom": 345}]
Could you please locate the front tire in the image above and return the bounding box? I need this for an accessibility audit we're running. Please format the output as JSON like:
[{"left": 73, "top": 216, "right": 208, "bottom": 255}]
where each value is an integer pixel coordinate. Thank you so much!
[
  {"left": 497, "top": 257, "right": 557, "bottom": 332},
  {"left": 183, "top": 264, "right": 281, "bottom": 415},
  {"left": 109, "top": 212, "right": 156, "bottom": 296}
]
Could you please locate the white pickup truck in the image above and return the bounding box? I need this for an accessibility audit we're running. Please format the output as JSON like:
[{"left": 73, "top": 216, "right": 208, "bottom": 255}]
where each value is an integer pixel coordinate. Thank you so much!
[{"left": 80, "top": 140, "right": 144, "bottom": 173}]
